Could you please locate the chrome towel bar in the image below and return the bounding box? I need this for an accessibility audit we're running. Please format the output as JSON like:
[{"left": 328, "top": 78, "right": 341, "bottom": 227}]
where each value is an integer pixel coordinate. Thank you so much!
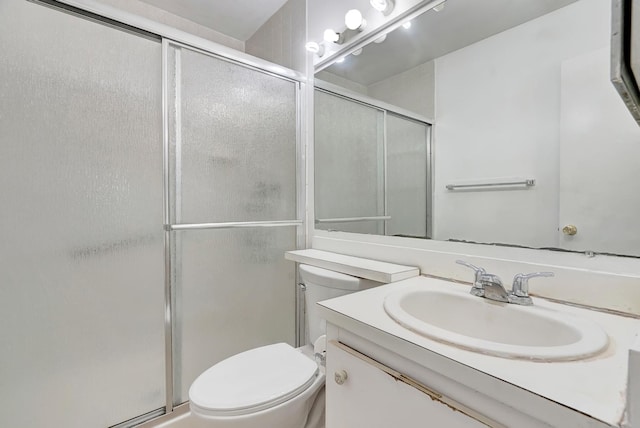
[
  {"left": 315, "top": 216, "right": 391, "bottom": 223},
  {"left": 446, "top": 179, "right": 535, "bottom": 190}
]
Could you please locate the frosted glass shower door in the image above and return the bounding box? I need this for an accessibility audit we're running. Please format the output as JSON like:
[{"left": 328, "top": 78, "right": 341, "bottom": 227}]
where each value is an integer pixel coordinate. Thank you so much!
[
  {"left": 165, "top": 43, "right": 300, "bottom": 403},
  {"left": 173, "top": 228, "right": 297, "bottom": 402},
  {"left": 386, "top": 114, "right": 430, "bottom": 238},
  {"left": 314, "top": 90, "right": 385, "bottom": 234},
  {"left": 0, "top": 1, "right": 165, "bottom": 427}
]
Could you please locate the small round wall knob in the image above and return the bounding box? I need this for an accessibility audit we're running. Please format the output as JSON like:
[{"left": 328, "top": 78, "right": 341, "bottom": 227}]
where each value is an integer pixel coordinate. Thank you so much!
[
  {"left": 334, "top": 370, "right": 348, "bottom": 385},
  {"left": 562, "top": 225, "right": 578, "bottom": 236}
]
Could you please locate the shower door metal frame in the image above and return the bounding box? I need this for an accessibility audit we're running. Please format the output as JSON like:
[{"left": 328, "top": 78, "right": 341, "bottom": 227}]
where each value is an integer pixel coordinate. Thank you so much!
[
  {"left": 161, "top": 38, "right": 306, "bottom": 415},
  {"left": 22, "top": 2, "right": 308, "bottom": 426}
]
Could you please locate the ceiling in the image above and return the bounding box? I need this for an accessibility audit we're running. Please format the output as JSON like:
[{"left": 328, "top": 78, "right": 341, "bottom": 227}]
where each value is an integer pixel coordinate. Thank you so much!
[
  {"left": 137, "top": 0, "right": 289, "bottom": 41},
  {"left": 322, "top": 0, "right": 579, "bottom": 86}
]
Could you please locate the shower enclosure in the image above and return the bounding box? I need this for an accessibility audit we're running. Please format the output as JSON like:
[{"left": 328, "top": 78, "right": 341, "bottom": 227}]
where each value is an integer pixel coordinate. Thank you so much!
[
  {"left": 314, "top": 88, "right": 431, "bottom": 238},
  {"left": 0, "top": 1, "right": 304, "bottom": 427}
]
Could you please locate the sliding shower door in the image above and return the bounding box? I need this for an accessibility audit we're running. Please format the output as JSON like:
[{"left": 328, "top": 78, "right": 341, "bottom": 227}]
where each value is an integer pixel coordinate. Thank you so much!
[
  {"left": 165, "top": 43, "right": 300, "bottom": 403},
  {"left": 314, "top": 89, "right": 431, "bottom": 238},
  {"left": 0, "top": 1, "right": 164, "bottom": 427},
  {"left": 314, "top": 90, "right": 385, "bottom": 234},
  {"left": 386, "top": 114, "right": 430, "bottom": 238}
]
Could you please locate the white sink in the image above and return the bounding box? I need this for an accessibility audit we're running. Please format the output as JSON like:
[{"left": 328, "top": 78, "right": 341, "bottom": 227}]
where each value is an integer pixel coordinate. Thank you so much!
[{"left": 383, "top": 285, "right": 609, "bottom": 361}]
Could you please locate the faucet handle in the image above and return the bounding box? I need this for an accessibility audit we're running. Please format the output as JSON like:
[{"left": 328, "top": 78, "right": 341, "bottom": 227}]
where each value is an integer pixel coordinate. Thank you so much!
[
  {"left": 456, "top": 260, "right": 486, "bottom": 297},
  {"left": 456, "top": 260, "right": 486, "bottom": 276},
  {"left": 510, "top": 272, "right": 554, "bottom": 305}
]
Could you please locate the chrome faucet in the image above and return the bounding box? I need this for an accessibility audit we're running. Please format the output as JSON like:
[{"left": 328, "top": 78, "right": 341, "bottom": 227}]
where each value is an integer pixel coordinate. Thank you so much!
[
  {"left": 457, "top": 260, "right": 509, "bottom": 302},
  {"left": 456, "top": 260, "right": 554, "bottom": 306}
]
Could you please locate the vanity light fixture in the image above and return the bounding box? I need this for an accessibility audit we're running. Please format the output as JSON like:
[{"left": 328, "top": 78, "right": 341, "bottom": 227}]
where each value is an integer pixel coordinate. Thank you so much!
[
  {"left": 323, "top": 28, "right": 344, "bottom": 44},
  {"left": 402, "top": 21, "right": 412, "bottom": 29},
  {"left": 370, "top": 0, "right": 395, "bottom": 16},
  {"left": 433, "top": 1, "right": 447, "bottom": 12},
  {"left": 374, "top": 33, "right": 387, "bottom": 44},
  {"left": 345, "top": 9, "right": 366, "bottom": 31},
  {"left": 304, "top": 41, "right": 325, "bottom": 57}
]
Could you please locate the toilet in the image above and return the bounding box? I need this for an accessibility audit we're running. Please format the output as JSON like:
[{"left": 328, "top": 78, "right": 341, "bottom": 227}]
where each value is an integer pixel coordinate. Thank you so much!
[{"left": 189, "top": 264, "right": 381, "bottom": 428}]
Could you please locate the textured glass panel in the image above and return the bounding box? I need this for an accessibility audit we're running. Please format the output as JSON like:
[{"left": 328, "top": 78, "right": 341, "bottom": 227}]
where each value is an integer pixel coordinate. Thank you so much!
[
  {"left": 173, "top": 227, "right": 297, "bottom": 403},
  {"left": 0, "top": 2, "right": 164, "bottom": 427},
  {"left": 170, "top": 47, "right": 298, "bottom": 224},
  {"left": 386, "top": 115, "right": 429, "bottom": 238},
  {"left": 314, "top": 90, "right": 384, "bottom": 234}
]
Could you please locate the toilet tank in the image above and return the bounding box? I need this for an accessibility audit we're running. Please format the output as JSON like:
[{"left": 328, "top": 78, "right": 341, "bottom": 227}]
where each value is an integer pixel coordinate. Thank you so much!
[{"left": 299, "top": 264, "right": 383, "bottom": 345}]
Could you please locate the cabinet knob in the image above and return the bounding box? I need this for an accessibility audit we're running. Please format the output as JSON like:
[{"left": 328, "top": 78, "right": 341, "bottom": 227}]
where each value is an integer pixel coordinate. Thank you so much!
[
  {"left": 334, "top": 370, "right": 348, "bottom": 385},
  {"left": 562, "top": 225, "right": 578, "bottom": 236}
]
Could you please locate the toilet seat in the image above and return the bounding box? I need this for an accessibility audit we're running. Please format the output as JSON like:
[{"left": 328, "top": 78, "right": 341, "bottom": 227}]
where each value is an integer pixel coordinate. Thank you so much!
[{"left": 189, "top": 343, "right": 319, "bottom": 417}]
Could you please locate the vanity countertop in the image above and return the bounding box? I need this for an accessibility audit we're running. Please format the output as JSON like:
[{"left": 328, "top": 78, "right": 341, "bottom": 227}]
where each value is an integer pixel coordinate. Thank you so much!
[{"left": 318, "top": 275, "right": 640, "bottom": 427}]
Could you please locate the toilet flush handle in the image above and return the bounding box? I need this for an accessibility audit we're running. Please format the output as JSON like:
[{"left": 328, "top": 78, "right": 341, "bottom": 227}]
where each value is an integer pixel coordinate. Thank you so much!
[{"left": 314, "top": 351, "right": 326, "bottom": 366}]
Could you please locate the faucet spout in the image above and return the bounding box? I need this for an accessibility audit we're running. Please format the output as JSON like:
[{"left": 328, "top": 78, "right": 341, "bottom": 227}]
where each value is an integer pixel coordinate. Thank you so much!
[{"left": 479, "top": 274, "right": 510, "bottom": 303}]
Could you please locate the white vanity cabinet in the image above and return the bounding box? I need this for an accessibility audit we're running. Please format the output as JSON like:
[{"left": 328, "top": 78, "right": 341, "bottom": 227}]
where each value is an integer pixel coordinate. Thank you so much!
[
  {"left": 325, "top": 340, "right": 492, "bottom": 428},
  {"left": 318, "top": 276, "right": 640, "bottom": 428}
]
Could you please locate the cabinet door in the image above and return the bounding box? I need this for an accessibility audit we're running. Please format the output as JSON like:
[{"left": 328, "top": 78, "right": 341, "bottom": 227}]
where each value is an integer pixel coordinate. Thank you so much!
[{"left": 326, "top": 341, "right": 491, "bottom": 428}]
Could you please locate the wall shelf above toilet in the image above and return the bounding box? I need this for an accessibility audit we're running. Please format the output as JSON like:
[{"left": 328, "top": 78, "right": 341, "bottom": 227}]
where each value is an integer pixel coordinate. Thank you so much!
[{"left": 285, "top": 249, "right": 419, "bottom": 283}]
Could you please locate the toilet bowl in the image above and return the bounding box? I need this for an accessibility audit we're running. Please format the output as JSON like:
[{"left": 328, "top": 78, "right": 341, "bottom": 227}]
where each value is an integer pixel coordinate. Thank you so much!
[
  {"left": 190, "top": 343, "right": 325, "bottom": 428},
  {"left": 189, "top": 265, "right": 381, "bottom": 427}
]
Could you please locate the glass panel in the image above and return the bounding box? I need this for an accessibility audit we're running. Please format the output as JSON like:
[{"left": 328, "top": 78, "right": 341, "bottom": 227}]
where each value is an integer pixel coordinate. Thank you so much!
[
  {"left": 172, "top": 227, "right": 297, "bottom": 403},
  {"left": 168, "top": 46, "right": 298, "bottom": 224},
  {"left": 386, "top": 115, "right": 429, "bottom": 238},
  {"left": 314, "top": 90, "right": 385, "bottom": 234},
  {"left": 0, "top": 1, "right": 164, "bottom": 427}
]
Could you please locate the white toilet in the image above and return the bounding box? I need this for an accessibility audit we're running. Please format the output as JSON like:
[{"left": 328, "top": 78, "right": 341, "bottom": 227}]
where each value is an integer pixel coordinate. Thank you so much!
[{"left": 189, "top": 264, "right": 381, "bottom": 428}]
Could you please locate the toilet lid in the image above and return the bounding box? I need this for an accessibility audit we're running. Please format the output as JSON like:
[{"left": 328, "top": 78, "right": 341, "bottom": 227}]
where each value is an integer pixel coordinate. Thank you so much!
[{"left": 189, "top": 343, "right": 319, "bottom": 416}]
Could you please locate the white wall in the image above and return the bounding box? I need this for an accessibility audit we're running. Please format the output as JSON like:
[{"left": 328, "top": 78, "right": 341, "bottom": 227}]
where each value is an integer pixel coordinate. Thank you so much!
[
  {"left": 245, "top": 0, "right": 307, "bottom": 73},
  {"left": 432, "top": 0, "right": 610, "bottom": 249},
  {"left": 368, "top": 60, "right": 435, "bottom": 120}
]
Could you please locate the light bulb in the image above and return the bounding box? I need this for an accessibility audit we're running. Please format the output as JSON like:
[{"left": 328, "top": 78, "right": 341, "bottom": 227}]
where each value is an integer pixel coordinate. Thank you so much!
[
  {"left": 374, "top": 34, "right": 387, "bottom": 44},
  {"left": 336, "top": 57, "right": 345, "bottom": 64},
  {"left": 402, "top": 21, "right": 412, "bottom": 29},
  {"left": 352, "top": 48, "right": 363, "bottom": 56},
  {"left": 304, "top": 41, "right": 325, "bottom": 56},
  {"left": 323, "top": 28, "right": 340, "bottom": 43},
  {"left": 370, "top": 0, "right": 387, "bottom": 11},
  {"left": 345, "top": 9, "right": 366, "bottom": 31},
  {"left": 370, "top": 0, "right": 395, "bottom": 15},
  {"left": 305, "top": 42, "right": 319, "bottom": 53}
]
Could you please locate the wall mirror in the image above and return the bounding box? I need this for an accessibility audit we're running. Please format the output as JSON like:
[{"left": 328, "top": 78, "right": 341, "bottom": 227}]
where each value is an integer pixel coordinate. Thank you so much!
[{"left": 313, "top": 0, "right": 640, "bottom": 257}]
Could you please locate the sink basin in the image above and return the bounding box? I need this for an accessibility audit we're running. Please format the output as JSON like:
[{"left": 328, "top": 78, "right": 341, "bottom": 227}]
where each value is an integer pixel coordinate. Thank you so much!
[{"left": 383, "top": 286, "right": 609, "bottom": 361}]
